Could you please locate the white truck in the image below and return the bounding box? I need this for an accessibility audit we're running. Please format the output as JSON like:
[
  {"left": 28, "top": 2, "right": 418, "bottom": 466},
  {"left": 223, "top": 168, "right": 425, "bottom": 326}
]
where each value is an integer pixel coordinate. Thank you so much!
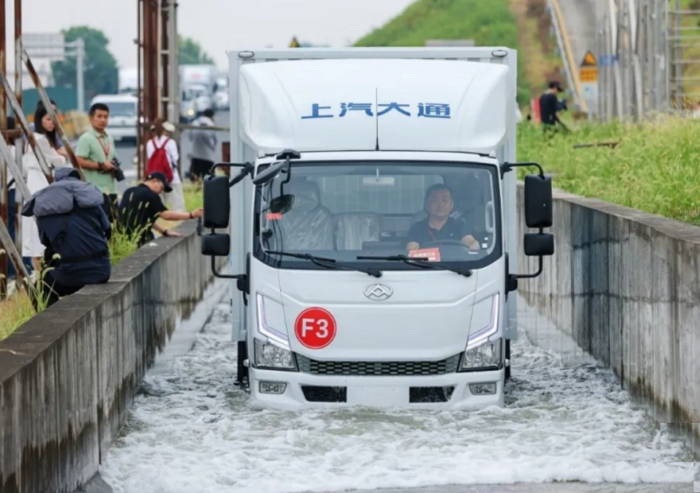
[{"left": 199, "top": 48, "right": 554, "bottom": 410}]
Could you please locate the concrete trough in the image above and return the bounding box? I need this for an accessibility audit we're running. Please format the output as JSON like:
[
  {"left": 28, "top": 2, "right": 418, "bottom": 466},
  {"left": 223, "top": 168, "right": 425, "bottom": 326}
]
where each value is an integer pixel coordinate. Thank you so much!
[
  {"left": 517, "top": 185, "right": 700, "bottom": 459},
  {"left": 0, "top": 222, "right": 225, "bottom": 493}
]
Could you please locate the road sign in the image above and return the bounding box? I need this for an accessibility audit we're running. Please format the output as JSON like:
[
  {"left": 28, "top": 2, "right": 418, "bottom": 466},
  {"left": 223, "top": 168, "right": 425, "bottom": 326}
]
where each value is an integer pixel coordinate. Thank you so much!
[
  {"left": 581, "top": 50, "right": 597, "bottom": 67},
  {"left": 295, "top": 307, "right": 337, "bottom": 349},
  {"left": 579, "top": 51, "right": 598, "bottom": 83},
  {"left": 23, "top": 33, "right": 66, "bottom": 61},
  {"left": 290, "top": 37, "right": 300, "bottom": 48}
]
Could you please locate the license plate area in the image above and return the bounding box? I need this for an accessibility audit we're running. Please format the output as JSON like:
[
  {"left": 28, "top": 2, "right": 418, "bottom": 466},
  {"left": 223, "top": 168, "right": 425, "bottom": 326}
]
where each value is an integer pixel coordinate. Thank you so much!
[{"left": 347, "top": 386, "right": 407, "bottom": 406}]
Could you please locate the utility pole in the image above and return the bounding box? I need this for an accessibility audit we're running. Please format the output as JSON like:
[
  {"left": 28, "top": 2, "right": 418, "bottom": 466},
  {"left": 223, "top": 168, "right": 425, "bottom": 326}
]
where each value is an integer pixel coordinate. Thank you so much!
[
  {"left": 137, "top": 0, "right": 179, "bottom": 181},
  {"left": 75, "top": 38, "right": 85, "bottom": 112}
]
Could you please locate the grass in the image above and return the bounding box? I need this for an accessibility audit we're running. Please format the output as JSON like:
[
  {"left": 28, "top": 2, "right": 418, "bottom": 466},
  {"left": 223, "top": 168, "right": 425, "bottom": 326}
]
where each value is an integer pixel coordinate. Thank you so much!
[
  {"left": 0, "top": 289, "right": 35, "bottom": 341},
  {"left": 517, "top": 115, "right": 700, "bottom": 225},
  {"left": 0, "top": 184, "right": 206, "bottom": 342},
  {"left": 354, "top": 0, "right": 531, "bottom": 105},
  {"left": 0, "top": 268, "right": 54, "bottom": 341}
]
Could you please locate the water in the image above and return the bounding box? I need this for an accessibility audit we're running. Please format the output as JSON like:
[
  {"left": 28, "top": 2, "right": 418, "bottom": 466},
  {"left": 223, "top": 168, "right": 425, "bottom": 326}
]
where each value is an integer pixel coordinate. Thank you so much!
[{"left": 100, "top": 294, "right": 695, "bottom": 493}]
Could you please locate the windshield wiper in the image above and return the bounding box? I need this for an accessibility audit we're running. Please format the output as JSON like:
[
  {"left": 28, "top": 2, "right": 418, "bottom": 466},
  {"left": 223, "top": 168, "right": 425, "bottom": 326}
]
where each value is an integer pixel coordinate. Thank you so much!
[
  {"left": 265, "top": 250, "right": 382, "bottom": 278},
  {"left": 356, "top": 255, "right": 473, "bottom": 278}
]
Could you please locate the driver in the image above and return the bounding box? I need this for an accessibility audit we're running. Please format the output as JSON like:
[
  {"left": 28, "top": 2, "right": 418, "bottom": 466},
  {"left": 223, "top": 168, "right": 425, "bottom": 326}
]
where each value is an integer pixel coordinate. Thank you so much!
[{"left": 406, "top": 184, "right": 480, "bottom": 251}]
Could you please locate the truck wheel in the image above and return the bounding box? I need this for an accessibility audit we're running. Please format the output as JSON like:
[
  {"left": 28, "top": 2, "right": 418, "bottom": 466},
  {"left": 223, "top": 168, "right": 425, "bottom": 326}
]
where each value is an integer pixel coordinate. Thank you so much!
[
  {"left": 236, "top": 341, "right": 249, "bottom": 389},
  {"left": 505, "top": 339, "right": 511, "bottom": 382}
]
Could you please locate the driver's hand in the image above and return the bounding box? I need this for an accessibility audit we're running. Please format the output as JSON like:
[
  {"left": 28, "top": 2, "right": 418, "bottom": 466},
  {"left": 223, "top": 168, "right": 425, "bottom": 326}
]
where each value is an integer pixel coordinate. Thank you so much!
[{"left": 463, "top": 235, "right": 480, "bottom": 250}]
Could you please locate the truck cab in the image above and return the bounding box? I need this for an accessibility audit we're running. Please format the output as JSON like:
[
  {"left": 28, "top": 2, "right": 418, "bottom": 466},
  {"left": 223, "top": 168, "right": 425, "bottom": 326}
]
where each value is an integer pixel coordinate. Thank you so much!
[{"left": 200, "top": 48, "right": 554, "bottom": 410}]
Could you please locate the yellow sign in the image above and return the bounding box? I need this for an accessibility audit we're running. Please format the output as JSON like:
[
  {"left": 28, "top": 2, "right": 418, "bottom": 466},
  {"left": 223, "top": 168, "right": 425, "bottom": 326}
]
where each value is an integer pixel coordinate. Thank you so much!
[
  {"left": 290, "top": 37, "right": 300, "bottom": 48},
  {"left": 581, "top": 50, "right": 597, "bottom": 67},
  {"left": 580, "top": 66, "right": 598, "bottom": 83}
]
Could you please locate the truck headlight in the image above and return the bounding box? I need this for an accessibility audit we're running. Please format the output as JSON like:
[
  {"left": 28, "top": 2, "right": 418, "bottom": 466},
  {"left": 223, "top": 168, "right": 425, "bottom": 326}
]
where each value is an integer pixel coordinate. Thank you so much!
[
  {"left": 255, "top": 294, "right": 296, "bottom": 371},
  {"left": 459, "top": 294, "right": 502, "bottom": 371},
  {"left": 459, "top": 338, "right": 502, "bottom": 371},
  {"left": 254, "top": 338, "right": 296, "bottom": 371},
  {"left": 466, "top": 293, "right": 499, "bottom": 350}
]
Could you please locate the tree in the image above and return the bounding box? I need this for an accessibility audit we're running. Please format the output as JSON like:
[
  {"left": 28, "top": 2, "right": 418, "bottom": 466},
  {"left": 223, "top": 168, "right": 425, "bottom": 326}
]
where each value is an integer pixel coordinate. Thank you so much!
[
  {"left": 179, "top": 36, "right": 214, "bottom": 65},
  {"left": 51, "top": 26, "right": 118, "bottom": 105}
]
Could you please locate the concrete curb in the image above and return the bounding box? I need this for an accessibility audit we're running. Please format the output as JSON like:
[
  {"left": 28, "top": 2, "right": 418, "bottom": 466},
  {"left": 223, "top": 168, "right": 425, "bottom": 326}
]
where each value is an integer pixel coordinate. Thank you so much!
[
  {"left": 0, "top": 221, "right": 225, "bottom": 493},
  {"left": 517, "top": 183, "right": 700, "bottom": 459}
]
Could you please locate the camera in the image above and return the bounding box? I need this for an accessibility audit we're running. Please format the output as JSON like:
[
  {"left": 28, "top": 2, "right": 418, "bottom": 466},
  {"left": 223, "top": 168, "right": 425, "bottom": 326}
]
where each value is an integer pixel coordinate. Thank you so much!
[{"left": 111, "top": 157, "right": 125, "bottom": 182}]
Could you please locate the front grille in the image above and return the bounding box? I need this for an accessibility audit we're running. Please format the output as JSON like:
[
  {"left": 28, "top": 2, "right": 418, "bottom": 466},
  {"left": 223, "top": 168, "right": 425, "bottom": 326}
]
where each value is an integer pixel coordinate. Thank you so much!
[
  {"left": 410, "top": 386, "right": 455, "bottom": 403},
  {"left": 296, "top": 354, "right": 460, "bottom": 376},
  {"left": 302, "top": 386, "right": 347, "bottom": 403}
]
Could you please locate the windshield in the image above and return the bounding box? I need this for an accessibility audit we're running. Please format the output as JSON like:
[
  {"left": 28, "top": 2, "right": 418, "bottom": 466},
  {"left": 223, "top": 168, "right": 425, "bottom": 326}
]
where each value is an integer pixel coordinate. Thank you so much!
[
  {"left": 255, "top": 160, "right": 502, "bottom": 272},
  {"left": 104, "top": 102, "right": 136, "bottom": 118}
]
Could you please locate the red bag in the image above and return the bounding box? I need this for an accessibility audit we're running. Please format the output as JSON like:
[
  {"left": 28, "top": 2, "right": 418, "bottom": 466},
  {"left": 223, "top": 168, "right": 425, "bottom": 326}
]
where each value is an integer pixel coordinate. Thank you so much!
[{"left": 146, "top": 138, "right": 174, "bottom": 183}]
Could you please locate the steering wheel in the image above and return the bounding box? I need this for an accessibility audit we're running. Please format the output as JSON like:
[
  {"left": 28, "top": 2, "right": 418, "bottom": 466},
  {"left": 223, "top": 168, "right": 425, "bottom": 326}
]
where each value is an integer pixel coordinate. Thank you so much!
[{"left": 422, "top": 239, "right": 478, "bottom": 251}]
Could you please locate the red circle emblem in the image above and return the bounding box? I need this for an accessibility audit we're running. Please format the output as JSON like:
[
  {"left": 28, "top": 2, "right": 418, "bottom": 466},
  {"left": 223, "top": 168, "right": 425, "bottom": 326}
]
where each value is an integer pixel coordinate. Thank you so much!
[{"left": 294, "top": 307, "right": 337, "bottom": 350}]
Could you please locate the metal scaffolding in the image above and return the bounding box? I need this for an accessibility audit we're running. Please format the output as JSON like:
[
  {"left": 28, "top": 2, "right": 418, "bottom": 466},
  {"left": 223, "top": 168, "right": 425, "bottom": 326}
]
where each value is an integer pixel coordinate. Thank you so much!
[
  {"left": 668, "top": 1, "right": 700, "bottom": 109},
  {"left": 137, "top": 0, "right": 179, "bottom": 181},
  {"left": 594, "top": 0, "right": 700, "bottom": 121},
  {"left": 0, "top": 0, "right": 87, "bottom": 298}
]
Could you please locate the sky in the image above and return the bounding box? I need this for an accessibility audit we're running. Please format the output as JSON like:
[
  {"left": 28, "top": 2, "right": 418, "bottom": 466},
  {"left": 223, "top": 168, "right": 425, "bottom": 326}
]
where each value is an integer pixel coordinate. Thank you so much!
[{"left": 7, "top": 0, "right": 416, "bottom": 72}]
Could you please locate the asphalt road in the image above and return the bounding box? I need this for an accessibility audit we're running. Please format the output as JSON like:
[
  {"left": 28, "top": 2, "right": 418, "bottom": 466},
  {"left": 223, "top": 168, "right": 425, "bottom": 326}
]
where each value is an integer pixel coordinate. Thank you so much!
[{"left": 114, "top": 110, "right": 231, "bottom": 194}]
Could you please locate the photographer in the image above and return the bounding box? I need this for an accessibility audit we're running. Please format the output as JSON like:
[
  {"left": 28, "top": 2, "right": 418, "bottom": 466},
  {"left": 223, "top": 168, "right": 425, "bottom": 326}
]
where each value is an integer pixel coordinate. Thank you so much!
[
  {"left": 539, "top": 81, "right": 568, "bottom": 132},
  {"left": 76, "top": 102, "right": 123, "bottom": 222}
]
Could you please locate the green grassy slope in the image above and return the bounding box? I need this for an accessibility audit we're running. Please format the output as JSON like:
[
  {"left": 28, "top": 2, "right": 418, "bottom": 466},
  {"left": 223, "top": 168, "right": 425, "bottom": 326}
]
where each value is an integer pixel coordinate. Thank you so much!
[{"left": 354, "top": 0, "right": 529, "bottom": 103}]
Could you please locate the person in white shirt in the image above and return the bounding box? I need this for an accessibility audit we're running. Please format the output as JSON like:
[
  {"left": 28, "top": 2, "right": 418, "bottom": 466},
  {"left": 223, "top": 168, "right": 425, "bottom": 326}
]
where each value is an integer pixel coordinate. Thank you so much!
[
  {"left": 188, "top": 108, "right": 217, "bottom": 182},
  {"left": 22, "top": 105, "right": 70, "bottom": 272},
  {"left": 146, "top": 118, "right": 185, "bottom": 212}
]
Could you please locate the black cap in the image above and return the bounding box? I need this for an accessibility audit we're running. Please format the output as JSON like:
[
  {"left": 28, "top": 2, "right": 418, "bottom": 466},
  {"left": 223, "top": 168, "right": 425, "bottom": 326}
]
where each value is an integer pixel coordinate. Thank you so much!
[{"left": 146, "top": 172, "right": 173, "bottom": 193}]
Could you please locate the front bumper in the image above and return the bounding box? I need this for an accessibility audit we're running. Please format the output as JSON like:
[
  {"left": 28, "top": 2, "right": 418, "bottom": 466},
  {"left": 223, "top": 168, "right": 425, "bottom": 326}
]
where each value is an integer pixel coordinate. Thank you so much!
[{"left": 249, "top": 366, "right": 505, "bottom": 410}]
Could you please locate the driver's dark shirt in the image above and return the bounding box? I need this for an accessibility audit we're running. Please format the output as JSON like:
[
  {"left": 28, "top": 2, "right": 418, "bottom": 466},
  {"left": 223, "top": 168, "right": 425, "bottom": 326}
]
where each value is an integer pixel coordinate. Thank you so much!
[{"left": 406, "top": 217, "right": 468, "bottom": 246}]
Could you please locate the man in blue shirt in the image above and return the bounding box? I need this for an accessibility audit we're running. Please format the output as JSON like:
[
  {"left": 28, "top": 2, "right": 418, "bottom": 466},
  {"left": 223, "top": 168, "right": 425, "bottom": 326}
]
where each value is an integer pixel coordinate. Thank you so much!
[{"left": 406, "top": 184, "right": 480, "bottom": 251}]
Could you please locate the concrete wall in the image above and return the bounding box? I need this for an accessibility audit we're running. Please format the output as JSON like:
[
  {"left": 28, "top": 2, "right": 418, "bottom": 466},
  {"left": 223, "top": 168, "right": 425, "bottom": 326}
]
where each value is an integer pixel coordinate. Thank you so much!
[
  {"left": 0, "top": 222, "right": 225, "bottom": 493},
  {"left": 517, "top": 185, "right": 700, "bottom": 457}
]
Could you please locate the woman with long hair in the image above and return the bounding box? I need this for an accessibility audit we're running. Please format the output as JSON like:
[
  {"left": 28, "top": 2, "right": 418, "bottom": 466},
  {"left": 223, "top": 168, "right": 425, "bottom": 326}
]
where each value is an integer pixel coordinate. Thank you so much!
[{"left": 21, "top": 106, "right": 69, "bottom": 273}]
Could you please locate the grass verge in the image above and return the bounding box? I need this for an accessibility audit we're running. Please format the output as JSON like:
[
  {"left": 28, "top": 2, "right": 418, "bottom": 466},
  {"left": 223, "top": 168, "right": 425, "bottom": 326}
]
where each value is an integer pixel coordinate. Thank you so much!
[{"left": 518, "top": 116, "right": 700, "bottom": 225}]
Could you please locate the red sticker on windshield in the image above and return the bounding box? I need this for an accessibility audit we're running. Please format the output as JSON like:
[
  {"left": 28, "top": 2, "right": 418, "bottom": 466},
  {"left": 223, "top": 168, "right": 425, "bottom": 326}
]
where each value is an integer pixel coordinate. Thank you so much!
[
  {"left": 409, "top": 248, "right": 441, "bottom": 262},
  {"left": 266, "top": 212, "right": 282, "bottom": 221}
]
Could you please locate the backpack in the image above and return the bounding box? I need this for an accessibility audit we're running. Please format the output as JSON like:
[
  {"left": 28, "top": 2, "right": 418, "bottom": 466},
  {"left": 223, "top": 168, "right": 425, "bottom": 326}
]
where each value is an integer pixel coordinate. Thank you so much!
[{"left": 146, "top": 138, "right": 174, "bottom": 183}]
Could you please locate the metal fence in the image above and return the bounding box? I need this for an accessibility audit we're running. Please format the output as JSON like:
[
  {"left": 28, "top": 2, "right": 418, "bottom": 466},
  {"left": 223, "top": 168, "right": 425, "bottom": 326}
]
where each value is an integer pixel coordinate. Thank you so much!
[{"left": 594, "top": 0, "right": 700, "bottom": 121}]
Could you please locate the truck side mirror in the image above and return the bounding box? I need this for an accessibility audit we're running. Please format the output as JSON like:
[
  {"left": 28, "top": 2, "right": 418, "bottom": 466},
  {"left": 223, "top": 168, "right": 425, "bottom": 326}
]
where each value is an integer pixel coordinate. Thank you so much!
[
  {"left": 269, "top": 194, "right": 294, "bottom": 214},
  {"left": 203, "top": 175, "right": 230, "bottom": 229},
  {"left": 524, "top": 174, "right": 552, "bottom": 229},
  {"left": 202, "top": 233, "right": 230, "bottom": 257},
  {"left": 524, "top": 233, "right": 554, "bottom": 257}
]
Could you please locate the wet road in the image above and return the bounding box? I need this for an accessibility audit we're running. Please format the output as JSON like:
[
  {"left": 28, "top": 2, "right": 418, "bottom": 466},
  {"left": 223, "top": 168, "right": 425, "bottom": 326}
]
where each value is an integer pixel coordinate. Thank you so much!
[{"left": 98, "top": 283, "right": 696, "bottom": 493}]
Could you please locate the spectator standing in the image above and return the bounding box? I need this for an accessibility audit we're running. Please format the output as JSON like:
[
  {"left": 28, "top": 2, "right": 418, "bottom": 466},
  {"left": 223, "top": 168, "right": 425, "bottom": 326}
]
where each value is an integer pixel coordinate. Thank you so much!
[
  {"left": 21, "top": 105, "right": 70, "bottom": 273},
  {"left": 28, "top": 99, "right": 65, "bottom": 152},
  {"left": 22, "top": 167, "right": 111, "bottom": 308},
  {"left": 75, "top": 103, "right": 119, "bottom": 222},
  {"left": 188, "top": 108, "right": 217, "bottom": 181},
  {"left": 118, "top": 172, "right": 202, "bottom": 247},
  {"left": 146, "top": 118, "right": 185, "bottom": 212}
]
